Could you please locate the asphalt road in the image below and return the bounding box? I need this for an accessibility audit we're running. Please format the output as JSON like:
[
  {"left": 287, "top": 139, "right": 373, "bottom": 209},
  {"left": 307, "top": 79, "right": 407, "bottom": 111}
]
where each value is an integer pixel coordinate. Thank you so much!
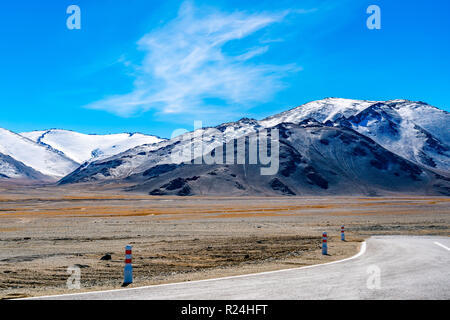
[{"left": 29, "top": 236, "right": 450, "bottom": 300}]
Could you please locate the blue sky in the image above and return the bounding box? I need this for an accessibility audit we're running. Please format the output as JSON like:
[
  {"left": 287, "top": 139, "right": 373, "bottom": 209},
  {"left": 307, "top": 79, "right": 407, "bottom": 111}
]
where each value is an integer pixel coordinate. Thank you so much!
[{"left": 1, "top": 0, "right": 449, "bottom": 138}]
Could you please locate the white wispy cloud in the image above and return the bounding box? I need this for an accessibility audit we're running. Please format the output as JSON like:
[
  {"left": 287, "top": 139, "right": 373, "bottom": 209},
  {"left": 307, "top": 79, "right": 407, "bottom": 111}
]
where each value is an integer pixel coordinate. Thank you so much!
[{"left": 86, "top": 2, "right": 302, "bottom": 118}]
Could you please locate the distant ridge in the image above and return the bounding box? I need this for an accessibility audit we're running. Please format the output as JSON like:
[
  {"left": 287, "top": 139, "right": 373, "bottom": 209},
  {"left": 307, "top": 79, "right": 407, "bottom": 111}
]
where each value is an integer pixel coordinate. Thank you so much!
[{"left": 55, "top": 98, "right": 450, "bottom": 196}]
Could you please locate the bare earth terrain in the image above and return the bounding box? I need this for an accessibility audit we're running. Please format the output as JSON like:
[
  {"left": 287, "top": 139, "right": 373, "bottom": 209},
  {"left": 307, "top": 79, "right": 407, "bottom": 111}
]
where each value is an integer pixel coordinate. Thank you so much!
[{"left": 0, "top": 183, "right": 449, "bottom": 299}]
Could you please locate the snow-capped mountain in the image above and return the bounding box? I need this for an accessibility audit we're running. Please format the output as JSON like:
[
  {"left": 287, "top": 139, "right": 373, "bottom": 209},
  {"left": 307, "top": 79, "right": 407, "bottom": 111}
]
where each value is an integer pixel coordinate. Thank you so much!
[
  {"left": 60, "top": 118, "right": 264, "bottom": 183},
  {"left": 0, "top": 128, "right": 165, "bottom": 180},
  {"left": 2, "top": 98, "right": 449, "bottom": 193},
  {"left": 334, "top": 102, "right": 449, "bottom": 171},
  {"left": 0, "top": 152, "right": 50, "bottom": 180},
  {"left": 61, "top": 121, "right": 450, "bottom": 196},
  {"left": 139, "top": 122, "right": 449, "bottom": 196},
  {"left": 261, "top": 98, "right": 376, "bottom": 125},
  {"left": 0, "top": 128, "right": 79, "bottom": 178},
  {"left": 60, "top": 98, "right": 449, "bottom": 188},
  {"left": 20, "top": 129, "right": 165, "bottom": 164},
  {"left": 260, "top": 98, "right": 450, "bottom": 171}
]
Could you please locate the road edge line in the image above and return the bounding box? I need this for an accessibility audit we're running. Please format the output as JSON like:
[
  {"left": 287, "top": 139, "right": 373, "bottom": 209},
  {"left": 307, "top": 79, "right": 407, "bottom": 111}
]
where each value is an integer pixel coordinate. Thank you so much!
[
  {"left": 434, "top": 241, "right": 450, "bottom": 251},
  {"left": 20, "top": 240, "right": 367, "bottom": 300}
]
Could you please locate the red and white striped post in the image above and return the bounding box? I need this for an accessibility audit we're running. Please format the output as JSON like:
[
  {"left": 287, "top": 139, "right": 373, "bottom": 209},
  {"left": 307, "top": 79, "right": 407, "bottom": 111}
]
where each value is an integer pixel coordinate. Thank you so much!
[
  {"left": 322, "top": 232, "right": 328, "bottom": 255},
  {"left": 341, "top": 225, "right": 345, "bottom": 241},
  {"left": 123, "top": 245, "right": 133, "bottom": 285}
]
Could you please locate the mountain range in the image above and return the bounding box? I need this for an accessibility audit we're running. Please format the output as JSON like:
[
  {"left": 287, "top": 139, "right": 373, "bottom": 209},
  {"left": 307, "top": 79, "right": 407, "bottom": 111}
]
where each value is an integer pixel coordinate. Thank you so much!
[
  {"left": 0, "top": 128, "right": 164, "bottom": 180},
  {"left": 1, "top": 98, "right": 449, "bottom": 196}
]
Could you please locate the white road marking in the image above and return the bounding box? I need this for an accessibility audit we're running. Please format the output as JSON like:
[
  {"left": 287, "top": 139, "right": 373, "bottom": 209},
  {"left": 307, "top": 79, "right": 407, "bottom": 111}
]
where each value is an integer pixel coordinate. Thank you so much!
[{"left": 434, "top": 242, "right": 450, "bottom": 251}]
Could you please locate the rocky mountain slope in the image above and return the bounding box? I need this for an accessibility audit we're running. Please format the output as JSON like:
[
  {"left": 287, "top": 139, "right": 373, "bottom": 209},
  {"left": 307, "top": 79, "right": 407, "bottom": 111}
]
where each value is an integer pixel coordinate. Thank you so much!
[
  {"left": 3, "top": 98, "right": 449, "bottom": 196},
  {"left": 260, "top": 98, "right": 450, "bottom": 171},
  {"left": 59, "top": 120, "right": 450, "bottom": 196}
]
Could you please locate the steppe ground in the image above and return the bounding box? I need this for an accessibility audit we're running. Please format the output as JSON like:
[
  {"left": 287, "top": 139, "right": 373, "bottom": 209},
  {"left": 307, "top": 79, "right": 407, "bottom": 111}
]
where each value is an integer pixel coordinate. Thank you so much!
[{"left": 0, "top": 183, "right": 449, "bottom": 299}]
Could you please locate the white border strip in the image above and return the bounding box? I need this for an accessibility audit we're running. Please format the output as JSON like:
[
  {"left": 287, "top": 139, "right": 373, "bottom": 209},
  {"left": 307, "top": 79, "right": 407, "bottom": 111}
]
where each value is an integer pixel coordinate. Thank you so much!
[
  {"left": 20, "top": 241, "right": 367, "bottom": 300},
  {"left": 434, "top": 241, "right": 450, "bottom": 251}
]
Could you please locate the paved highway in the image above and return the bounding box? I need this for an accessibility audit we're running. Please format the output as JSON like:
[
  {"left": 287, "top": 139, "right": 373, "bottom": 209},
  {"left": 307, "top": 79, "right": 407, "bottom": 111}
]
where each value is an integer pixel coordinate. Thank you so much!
[{"left": 29, "top": 236, "right": 450, "bottom": 300}]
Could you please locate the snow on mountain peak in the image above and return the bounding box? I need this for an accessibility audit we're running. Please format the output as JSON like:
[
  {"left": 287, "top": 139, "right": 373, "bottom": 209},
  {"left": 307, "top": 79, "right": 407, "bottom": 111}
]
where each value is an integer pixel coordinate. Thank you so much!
[
  {"left": 0, "top": 128, "right": 78, "bottom": 178},
  {"left": 260, "top": 98, "right": 449, "bottom": 171},
  {"left": 1, "top": 98, "right": 448, "bottom": 183},
  {"left": 20, "top": 129, "right": 166, "bottom": 164},
  {"left": 260, "top": 98, "right": 376, "bottom": 127}
]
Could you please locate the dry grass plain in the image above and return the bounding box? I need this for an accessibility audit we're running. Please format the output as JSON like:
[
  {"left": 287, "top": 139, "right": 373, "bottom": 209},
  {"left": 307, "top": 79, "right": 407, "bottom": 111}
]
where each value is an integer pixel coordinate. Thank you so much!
[{"left": 0, "top": 183, "right": 449, "bottom": 299}]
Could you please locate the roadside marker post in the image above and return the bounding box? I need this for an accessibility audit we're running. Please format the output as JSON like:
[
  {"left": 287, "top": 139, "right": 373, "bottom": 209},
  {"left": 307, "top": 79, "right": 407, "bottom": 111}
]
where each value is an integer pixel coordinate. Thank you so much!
[
  {"left": 322, "top": 232, "right": 328, "bottom": 255},
  {"left": 123, "top": 245, "right": 133, "bottom": 285},
  {"left": 341, "top": 225, "right": 345, "bottom": 241}
]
